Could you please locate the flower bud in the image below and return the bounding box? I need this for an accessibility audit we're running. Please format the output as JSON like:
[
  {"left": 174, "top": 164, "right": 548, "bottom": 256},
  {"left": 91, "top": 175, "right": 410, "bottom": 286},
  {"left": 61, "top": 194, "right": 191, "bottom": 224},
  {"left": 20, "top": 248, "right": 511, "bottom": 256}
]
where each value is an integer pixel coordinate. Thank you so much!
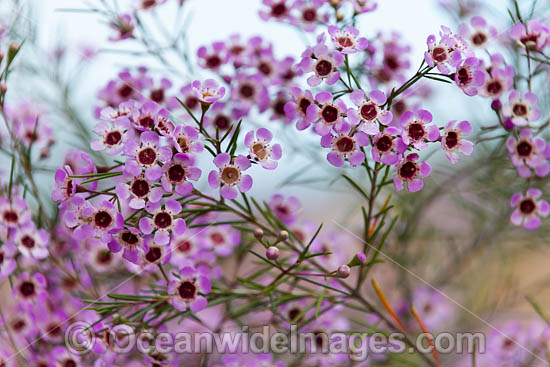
[
  {"left": 490, "top": 99, "right": 501, "bottom": 110},
  {"left": 337, "top": 265, "right": 351, "bottom": 278},
  {"left": 266, "top": 246, "right": 279, "bottom": 260},
  {"left": 278, "top": 230, "right": 289, "bottom": 241},
  {"left": 503, "top": 118, "right": 514, "bottom": 130},
  {"left": 253, "top": 228, "right": 264, "bottom": 240}
]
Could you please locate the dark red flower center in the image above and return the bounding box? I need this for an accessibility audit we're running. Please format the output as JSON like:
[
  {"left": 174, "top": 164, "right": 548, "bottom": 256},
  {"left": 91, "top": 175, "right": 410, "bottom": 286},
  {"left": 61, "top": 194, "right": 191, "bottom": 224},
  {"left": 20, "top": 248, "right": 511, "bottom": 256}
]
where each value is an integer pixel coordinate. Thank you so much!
[
  {"left": 408, "top": 122, "right": 425, "bottom": 141},
  {"left": 21, "top": 235, "right": 35, "bottom": 249},
  {"left": 19, "top": 281, "right": 35, "bottom": 297},
  {"left": 210, "top": 232, "right": 225, "bottom": 245},
  {"left": 298, "top": 98, "right": 311, "bottom": 115},
  {"left": 516, "top": 141, "right": 532, "bottom": 157},
  {"left": 360, "top": 103, "right": 378, "bottom": 121},
  {"left": 121, "top": 231, "right": 139, "bottom": 247},
  {"left": 456, "top": 66, "right": 471, "bottom": 86},
  {"left": 206, "top": 55, "right": 221, "bottom": 69},
  {"left": 118, "top": 84, "right": 133, "bottom": 98},
  {"left": 399, "top": 161, "right": 417, "bottom": 179},
  {"left": 302, "top": 8, "right": 316, "bottom": 22},
  {"left": 520, "top": 198, "right": 536, "bottom": 214},
  {"left": 185, "top": 96, "right": 198, "bottom": 109},
  {"left": 150, "top": 88, "right": 164, "bottom": 103},
  {"left": 214, "top": 115, "right": 230, "bottom": 130},
  {"left": 288, "top": 307, "right": 302, "bottom": 322},
  {"left": 138, "top": 147, "right": 157, "bottom": 165},
  {"left": 321, "top": 105, "right": 338, "bottom": 123},
  {"left": 274, "top": 100, "right": 286, "bottom": 116},
  {"left": 335, "top": 136, "right": 354, "bottom": 153},
  {"left": 104, "top": 131, "right": 122, "bottom": 146},
  {"left": 384, "top": 55, "right": 399, "bottom": 70},
  {"left": 375, "top": 135, "right": 392, "bottom": 152},
  {"left": 486, "top": 80, "right": 502, "bottom": 95},
  {"left": 168, "top": 164, "right": 186, "bottom": 183},
  {"left": 138, "top": 116, "right": 154, "bottom": 129},
  {"left": 176, "top": 240, "right": 192, "bottom": 253},
  {"left": 94, "top": 211, "right": 113, "bottom": 229},
  {"left": 154, "top": 212, "right": 172, "bottom": 229},
  {"left": 258, "top": 62, "right": 272, "bottom": 76},
  {"left": 0, "top": 253, "right": 4, "bottom": 265},
  {"left": 97, "top": 250, "right": 112, "bottom": 264},
  {"left": 239, "top": 84, "right": 255, "bottom": 99},
  {"left": 131, "top": 179, "right": 150, "bottom": 198},
  {"left": 315, "top": 60, "right": 333, "bottom": 77},
  {"left": 512, "top": 103, "right": 527, "bottom": 116},
  {"left": 337, "top": 36, "right": 354, "bottom": 48},
  {"left": 472, "top": 32, "right": 487, "bottom": 45},
  {"left": 445, "top": 131, "right": 459, "bottom": 149},
  {"left": 3, "top": 210, "right": 18, "bottom": 223},
  {"left": 432, "top": 46, "right": 448, "bottom": 63},
  {"left": 64, "top": 359, "right": 77, "bottom": 367},
  {"left": 12, "top": 319, "right": 25, "bottom": 331},
  {"left": 271, "top": 2, "right": 287, "bottom": 17},
  {"left": 178, "top": 281, "right": 197, "bottom": 299},
  {"left": 145, "top": 247, "right": 162, "bottom": 263}
]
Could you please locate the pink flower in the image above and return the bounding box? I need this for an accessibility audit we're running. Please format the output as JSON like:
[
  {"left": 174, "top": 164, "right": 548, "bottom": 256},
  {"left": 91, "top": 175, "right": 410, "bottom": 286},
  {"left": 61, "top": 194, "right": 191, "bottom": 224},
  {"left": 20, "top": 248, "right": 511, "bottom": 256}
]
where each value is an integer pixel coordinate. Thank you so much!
[
  {"left": 502, "top": 90, "right": 540, "bottom": 127},
  {"left": 510, "top": 189, "right": 549, "bottom": 230},
  {"left": 14, "top": 272, "right": 47, "bottom": 304},
  {"left": 123, "top": 131, "right": 172, "bottom": 181},
  {"left": 348, "top": 89, "right": 392, "bottom": 135},
  {"left": 459, "top": 16, "right": 497, "bottom": 49},
  {"left": 440, "top": 120, "right": 474, "bottom": 164},
  {"left": 259, "top": 0, "right": 293, "bottom": 22},
  {"left": 306, "top": 91, "right": 348, "bottom": 136},
  {"left": 109, "top": 14, "right": 134, "bottom": 42},
  {"left": 393, "top": 154, "right": 432, "bottom": 193},
  {"left": 284, "top": 86, "right": 315, "bottom": 130},
  {"left": 346, "top": 0, "right": 378, "bottom": 13},
  {"left": 269, "top": 194, "right": 301, "bottom": 226},
  {"left": 425, "top": 26, "right": 468, "bottom": 74},
  {"left": 0, "top": 242, "right": 16, "bottom": 280},
  {"left": 168, "top": 266, "right": 211, "bottom": 312},
  {"left": 203, "top": 225, "right": 240, "bottom": 257},
  {"left": 320, "top": 124, "right": 369, "bottom": 167},
  {"left": 197, "top": 42, "right": 227, "bottom": 71},
  {"left": 298, "top": 35, "right": 344, "bottom": 87},
  {"left": 116, "top": 171, "right": 164, "bottom": 209},
  {"left": 91, "top": 114, "right": 133, "bottom": 154},
  {"left": 161, "top": 153, "right": 202, "bottom": 196},
  {"left": 0, "top": 196, "right": 32, "bottom": 230},
  {"left": 399, "top": 109, "right": 439, "bottom": 150},
  {"left": 139, "top": 199, "right": 187, "bottom": 246},
  {"left": 130, "top": 101, "right": 168, "bottom": 132},
  {"left": 208, "top": 153, "right": 253, "bottom": 199},
  {"left": 509, "top": 20, "right": 549, "bottom": 51},
  {"left": 170, "top": 125, "right": 204, "bottom": 154},
  {"left": 371, "top": 127, "right": 407, "bottom": 165},
  {"left": 108, "top": 227, "right": 144, "bottom": 264},
  {"left": 328, "top": 25, "right": 368, "bottom": 54},
  {"left": 15, "top": 224, "right": 49, "bottom": 260},
  {"left": 51, "top": 166, "right": 77, "bottom": 204},
  {"left": 244, "top": 128, "right": 282, "bottom": 170},
  {"left": 230, "top": 73, "right": 270, "bottom": 117},
  {"left": 454, "top": 57, "right": 486, "bottom": 96},
  {"left": 479, "top": 54, "right": 515, "bottom": 99},
  {"left": 506, "top": 128, "right": 550, "bottom": 178},
  {"left": 192, "top": 79, "right": 226, "bottom": 105}
]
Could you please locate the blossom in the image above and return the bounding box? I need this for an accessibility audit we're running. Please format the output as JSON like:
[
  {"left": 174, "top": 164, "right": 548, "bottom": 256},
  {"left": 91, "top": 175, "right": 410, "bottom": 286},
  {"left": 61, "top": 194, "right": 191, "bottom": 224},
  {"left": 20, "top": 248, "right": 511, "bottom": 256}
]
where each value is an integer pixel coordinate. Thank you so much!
[
  {"left": 366, "top": 31, "right": 411, "bottom": 85},
  {"left": 244, "top": 128, "right": 282, "bottom": 169},
  {"left": 502, "top": 90, "right": 540, "bottom": 127},
  {"left": 192, "top": 79, "right": 226, "bottom": 105},
  {"left": 170, "top": 125, "right": 204, "bottom": 154},
  {"left": 161, "top": 153, "right": 202, "bottom": 196},
  {"left": 424, "top": 26, "right": 467, "bottom": 73},
  {"left": 0, "top": 196, "right": 32, "bottom": 230},
  {"left": 168, "top": 266, "right": 211, "bottom": 312},
  {"left": 440, "top": 120, "right": 474, "bottom": 163},
  {"left": 139, "top": 199, "right": 187, "bottom": 246},
  {"left": 320, "top": 124, "right": 369, "bottom": 167},
  {"left": 109, "top": 14, "right": 134, "bottom": 41},
  {"left": 328, "top": 25, "right": 368, "bottom": 54},
  {"left": 203, "top": 225, "right": 240, "bottom": 257},
  {"left": 116, "top": 171, "right": 164, "bottom": 210},
  {"left": 269, "top": 194, "right": 301, "bottom": 226},
  {"left": 459, "top": 16, "right": 497, "bottom": 49},
  {"left": 411, "top": 286, "right": 453, "bottom": 330},
  {"left": 51, "top": 166, "right": 77, "bottom": 204},
  {"left": 371, "top": 127, "right": 407, "bottom": 165},
  {"left": 14, "top": 272, "right": 47, "bottom": 304},
  {"left": 347, "top": 0, "right": 378, "bottom": 13},
  {"left": 284, "top": 86, "right": 315, "bottom": 130},
  {"left": 15, "top": 224, "right": 49, "bottom": 260},
  {"left": 509, "top": 20, "right": 549, "bottom": 51},
  {"left": 479, "top": 54, "right": 514, "bottom": 99},
  {"left": 91, "top": 114, "right": 133, "bottom": 154},
  {"left": 506, "top": 129, "right": 550, "bottom": 178},
  {"left": 399, "top": 109, "right": 440, "bottom": 150},
  {"left": 393, "top": 153, "right": 432, "bottom": 192},
  {"left": 298, "top": 35, "right": 344, "bottom": 87},
  {"left": 510, "top": 189, "right": 549, "bottom": 230},
  {"left": 0, "top": 242, "right": 17, "bottom": 280},
  {"left": 123, "top": 131, "right": 172, "bottom": 181},
  {"left": 306, "top": 91, "right": 348, "bottom": 136},
  {"left": 453, "top": 57, "right": 486, "bottom": 96},
  {"left": 208, "top": 153, "right": 253, "bottom": 199},
  {"left": 259, "top": 0, "right": 293, "bottom": 22},
  {"left": 108, "top": 227, "right": 144, "bottom": 264},
  {"left": 348, "top": 89, "right": 392, "bottom": 135},
  {"left": 197, "top": 42, "right": 227, "bottom": 71}
]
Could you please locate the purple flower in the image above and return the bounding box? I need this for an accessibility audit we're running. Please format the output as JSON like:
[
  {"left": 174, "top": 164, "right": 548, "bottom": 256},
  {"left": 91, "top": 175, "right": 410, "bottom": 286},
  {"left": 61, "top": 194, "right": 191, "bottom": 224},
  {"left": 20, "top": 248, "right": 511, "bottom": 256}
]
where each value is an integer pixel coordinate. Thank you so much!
[
  {"left": 161, "top": 153, "right": 201, "bottom": 196},
  {"left": 0, "top": 196, "right": 32, "bottom": 229},
  {"left": 79, "top": 200, "right": 124, "bottom": 244},
  {"left": 203, "top": 225, "right": 240, "bottom": 257},
  {"left": 108, "top": 227, "right": 144, "bottom": 264},
  {"left": 168, "top": 266, "right": 211, "bottom": 312},
  {"left": 230, "top": 73, "right": 270, "bottom": 117},
  {"left": 192, "top": 79, "right": 226, "bottom": 105},
  {"left": 244, "top": 128, "right": 282, "bottom": 170},
  {"left": 480, "top": 54, "right": 515, "bottom": 98},
  {"left": 15, "top": 224, "right": 49, "bottom": 260},
  {"left": 51, "top": 166, "right": 77, "bottom": 204},
  {"left": 347, "top": 0, "right": 378, "bottom": 13},
  {"left": 109, "top": 14, "right": 134, "bottom": 42},
  {"left": 454, "top": 57, "right": 486, "bottom": 96},
  {"left": 139, "top": 199, "right": 187, "bottom": 246},
  {"left": 371, "top": 127, "right": 407, "bottom": 165},
  {"left": 321, "top": 124, "right": 369, "bottom": 167},
  {"left": 298, "top": 35, "right": 344, "bottom": 87},
  {"left": 269, "top": 194, "right": 301, "bottom": 226},
  {"left": 510, "top": 189, "right": 549, "bottom": 230},
  {"left": 170, "top": 124, "right": 204, "bottom": 154},
  {"left": 393, "top": 154, "right": 431, "bottom": 192},
  {"left": 509, "top": 20, "right": 549, "bottom": 51},
  {"left": 259, "top": 0, "right": 292, "bottom": 22},
  {"left": 130, "top": 101, "right": 167, "bottom": 132},
  {"left": 502, "top": 90, "right": 541, "bottom": 127},
  {"left": 411, "top": 286, "right": 453, "bottom": 330},
  {"left": 197, "top": 42, "right": 227, "bottom": 71},
  {"left": 140, "top": 241, "right": 171, "bottom": 269},
  {"left": 458, "top": 16, "right": 497, "bottom": 49},
  {"left": 328, "top": 25, "right": 368, "bottom": 54},
  {"left": 440, "top": 120, "right": 474, "bottom": 164},
  {"left": 506, "top": 128, "right": 550, "bottom": 178},
  {"left": 0, "top": 242, "right": 17, "bottom": 280},
  {"left": 284, "top": 86, "right": 315, "bottom": 130},
  {"left": 91, "top": 114, "right": 133, "bottom": 154},
  {"left": 116, "top": 171, "right": 164, "bottom": 209},
  {"left": 425, "top": 26, "right": 468, "bottom": 74},
  {"left": 306, "top": 91, "right": 348, "bottom": 136},
  {"left": 14, "top": 272, "right": 47, "bottom": 304},
  {"left": 208, "top": 153, "right": 253, "bottom": 200},
  {"left": 399, "top": 109, "right": 439, "bottom": 150},
  {"left": 123, "top": 131, "right": 172, "bottom": 181},
  {"left": 348, "top": 89, "right": 392, "bottom": 135}
]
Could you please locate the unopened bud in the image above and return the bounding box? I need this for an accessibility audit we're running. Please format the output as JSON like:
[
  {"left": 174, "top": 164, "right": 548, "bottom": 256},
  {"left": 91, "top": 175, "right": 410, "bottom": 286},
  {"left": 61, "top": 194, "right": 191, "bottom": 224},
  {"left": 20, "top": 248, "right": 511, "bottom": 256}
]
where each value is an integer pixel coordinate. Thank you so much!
[
  {"left": 266, "top": 246, "right": 279, "bottom": 260},
  {"left": 337, "top": 265, "right": 351, "bottom": 278},
  {"left": 490, "top": 99, "right": 501, "bottom": 110},
  {"left": 254, "top": 228, "right": 264, "bottom": 240},
  {"left": 278, "top": 230, "right": 289, "bottom": 241}
]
